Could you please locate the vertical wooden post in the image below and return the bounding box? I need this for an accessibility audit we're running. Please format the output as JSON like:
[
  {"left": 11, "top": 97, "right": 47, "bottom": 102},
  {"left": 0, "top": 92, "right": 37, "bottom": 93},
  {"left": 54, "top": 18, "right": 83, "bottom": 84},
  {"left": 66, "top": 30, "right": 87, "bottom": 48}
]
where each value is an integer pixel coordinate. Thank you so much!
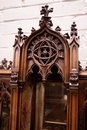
[
  {"left": 10, "top": 28, "right": 23, "bottom": 130},
  {"left": 35, "top": 82, "right": 45, "bottom": 130},
  {"left": 10, "top": 69, "right": 19, "bottom": 130},
  {"left": 68, "top": 87, "right": 78, "bottom": 130},
  {"left": 69, "top": 22, "right": 79, "bottom": 130},
  {"left": 10, "top": 85, "right": 18, "bottom": 130}
]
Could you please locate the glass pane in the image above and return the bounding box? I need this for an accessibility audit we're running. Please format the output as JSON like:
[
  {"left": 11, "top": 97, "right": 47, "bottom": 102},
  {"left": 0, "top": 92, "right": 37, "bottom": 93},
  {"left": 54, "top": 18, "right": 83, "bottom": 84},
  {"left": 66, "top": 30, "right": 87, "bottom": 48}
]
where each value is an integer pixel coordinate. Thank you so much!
[
  {"left": 44, "top": 82, "right": 67, "bottom": 129},
  {"left": 0, "top": 94, "right": 10, "bottom": 130}
]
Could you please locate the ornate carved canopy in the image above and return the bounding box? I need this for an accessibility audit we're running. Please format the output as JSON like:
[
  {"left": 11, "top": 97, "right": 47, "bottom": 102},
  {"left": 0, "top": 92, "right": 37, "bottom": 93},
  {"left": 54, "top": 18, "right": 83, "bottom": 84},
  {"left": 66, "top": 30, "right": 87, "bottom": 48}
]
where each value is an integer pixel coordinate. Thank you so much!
[
  {"left": 12, "top": 4, "right": 79, "bottom": 84},
  {"left": 21, "top": 5, "right": 69, "bottom": 82}
]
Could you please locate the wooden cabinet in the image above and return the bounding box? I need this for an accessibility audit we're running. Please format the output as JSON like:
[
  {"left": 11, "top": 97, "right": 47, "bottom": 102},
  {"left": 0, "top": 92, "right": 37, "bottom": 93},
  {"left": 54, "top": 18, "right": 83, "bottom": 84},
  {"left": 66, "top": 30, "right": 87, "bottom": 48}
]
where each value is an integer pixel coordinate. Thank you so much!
[{"left": 0, "top": 4, "right": 87, "bottom": 130}]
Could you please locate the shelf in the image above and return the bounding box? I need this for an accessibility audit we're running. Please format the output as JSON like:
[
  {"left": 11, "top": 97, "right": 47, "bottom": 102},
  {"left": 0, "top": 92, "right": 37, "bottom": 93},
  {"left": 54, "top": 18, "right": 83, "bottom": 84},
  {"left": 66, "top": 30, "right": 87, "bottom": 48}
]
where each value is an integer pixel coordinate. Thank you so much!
[{"left": 45, "top": 120, "right": 66, "bottom": 125}]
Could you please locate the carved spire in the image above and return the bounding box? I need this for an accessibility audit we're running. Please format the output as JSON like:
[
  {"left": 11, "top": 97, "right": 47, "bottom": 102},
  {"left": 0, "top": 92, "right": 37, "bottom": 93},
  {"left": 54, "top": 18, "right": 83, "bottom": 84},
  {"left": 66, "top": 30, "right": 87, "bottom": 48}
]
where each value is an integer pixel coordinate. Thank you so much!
[
  {"left": 15, "top": 28, "right": 23, "bottom": 40},
  {"left": 69, "top": 22, "right": 79, "bottom": 46},
  {"left": 70, "top": 22, "right": 78, "bottom": 37},
  {"left": 14, "top": 28, "right": 28, "bottom": 47},
  {"left": 69, "top": 22, "right": 79, "bottom": 82},
  {"left": 14, "top": 28, "right": 23, "bottom": 47},
  {"left": 39, "top": 5, "right": 53, "bottom": 28}
]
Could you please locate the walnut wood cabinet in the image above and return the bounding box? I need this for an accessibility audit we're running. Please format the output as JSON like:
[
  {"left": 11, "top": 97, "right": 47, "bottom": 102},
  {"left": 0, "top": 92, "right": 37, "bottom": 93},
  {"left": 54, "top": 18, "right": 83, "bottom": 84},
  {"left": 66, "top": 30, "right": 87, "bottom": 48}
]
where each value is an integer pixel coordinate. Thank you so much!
[{"left": 0, "top": 5, "right": 87, "bottom": 130}]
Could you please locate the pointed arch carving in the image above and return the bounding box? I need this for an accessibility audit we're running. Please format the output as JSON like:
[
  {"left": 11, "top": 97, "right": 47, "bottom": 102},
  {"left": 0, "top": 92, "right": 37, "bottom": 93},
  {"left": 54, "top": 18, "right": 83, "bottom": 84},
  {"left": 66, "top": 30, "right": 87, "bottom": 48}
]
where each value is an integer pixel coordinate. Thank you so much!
[
  {"left": 15, "top": 5, "right": 71, "bottom": 83},
  {"left": 72, "top": 45, "right": 77, "bottom": 69},
  {"left": 13, "top": 45, "right": 20, "bottom": 69},
  {"left": 21, "top": 25, "right": 70, "bottom": 82}
]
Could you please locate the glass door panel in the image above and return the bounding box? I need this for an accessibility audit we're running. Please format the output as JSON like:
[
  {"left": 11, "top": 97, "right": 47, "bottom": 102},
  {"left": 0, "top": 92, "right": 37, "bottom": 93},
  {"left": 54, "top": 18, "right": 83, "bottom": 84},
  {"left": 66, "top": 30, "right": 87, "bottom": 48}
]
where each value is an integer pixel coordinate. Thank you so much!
[
  {"left": 0, "top": 94, "right": 10, "bottom": 130},
  {"left": 0, "top": 81, "right": 11, "bottom": 130},
  {"left": 44, "top": 82, "right": 67, "bottom": 130}
]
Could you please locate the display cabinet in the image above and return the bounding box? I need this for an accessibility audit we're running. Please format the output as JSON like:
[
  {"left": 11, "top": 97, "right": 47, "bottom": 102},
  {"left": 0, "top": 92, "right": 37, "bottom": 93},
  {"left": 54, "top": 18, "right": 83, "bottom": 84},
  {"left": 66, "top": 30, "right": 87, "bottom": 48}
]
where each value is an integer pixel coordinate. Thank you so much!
[{"left": 0, "top": 4, "right": 87, "bottom": 130}]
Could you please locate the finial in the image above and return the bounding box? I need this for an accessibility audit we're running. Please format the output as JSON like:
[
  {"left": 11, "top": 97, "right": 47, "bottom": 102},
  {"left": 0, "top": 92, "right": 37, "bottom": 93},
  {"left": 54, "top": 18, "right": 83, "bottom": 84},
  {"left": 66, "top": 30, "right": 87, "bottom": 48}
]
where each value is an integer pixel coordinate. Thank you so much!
[
  {"left": 39, "top": 5, "right": 53, "bottom": 28},
  {"left": 69, "top": 22, "right": 79, "bottom": 46},
  {"left": 70, "top": 22, "right": 78, "bottom": 37},
  {"left": 15, "top": 28, "right": 23, "bottom": 39},
  {"left": 14, "top": 28, "right": 27, "bottom": 47},
  {"left": 40, "top": 5, "right": 53, "bottom": 17}
]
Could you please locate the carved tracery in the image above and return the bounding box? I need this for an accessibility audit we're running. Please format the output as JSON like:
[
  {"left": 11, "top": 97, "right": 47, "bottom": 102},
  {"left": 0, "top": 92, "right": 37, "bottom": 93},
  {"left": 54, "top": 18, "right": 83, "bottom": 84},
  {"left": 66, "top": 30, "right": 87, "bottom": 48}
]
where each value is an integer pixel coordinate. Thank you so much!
[{"left": 27, "top": 31, "right": 64, "bottom": 80}]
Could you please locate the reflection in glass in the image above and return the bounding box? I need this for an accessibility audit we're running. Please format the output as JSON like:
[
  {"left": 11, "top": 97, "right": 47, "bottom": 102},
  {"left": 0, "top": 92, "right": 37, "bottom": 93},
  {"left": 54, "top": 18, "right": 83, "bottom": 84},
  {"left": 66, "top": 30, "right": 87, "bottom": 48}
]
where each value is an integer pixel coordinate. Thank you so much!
[
  {"left": 44, "top": 82, "right": 67, "bottom": 129},
  {"left": 0, "top": 81, "right": 11, "bottom": 130},
  {"left": 0, "top": 94, "right": 10, "bottom": 130}
]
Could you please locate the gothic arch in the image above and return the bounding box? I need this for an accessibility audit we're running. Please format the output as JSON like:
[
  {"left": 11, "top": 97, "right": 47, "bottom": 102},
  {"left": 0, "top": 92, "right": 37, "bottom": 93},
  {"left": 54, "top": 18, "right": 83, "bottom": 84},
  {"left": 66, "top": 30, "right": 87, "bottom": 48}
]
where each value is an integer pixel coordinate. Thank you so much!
[{"left": 20, "top": 19, "right": 70, "bottom": 83}]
